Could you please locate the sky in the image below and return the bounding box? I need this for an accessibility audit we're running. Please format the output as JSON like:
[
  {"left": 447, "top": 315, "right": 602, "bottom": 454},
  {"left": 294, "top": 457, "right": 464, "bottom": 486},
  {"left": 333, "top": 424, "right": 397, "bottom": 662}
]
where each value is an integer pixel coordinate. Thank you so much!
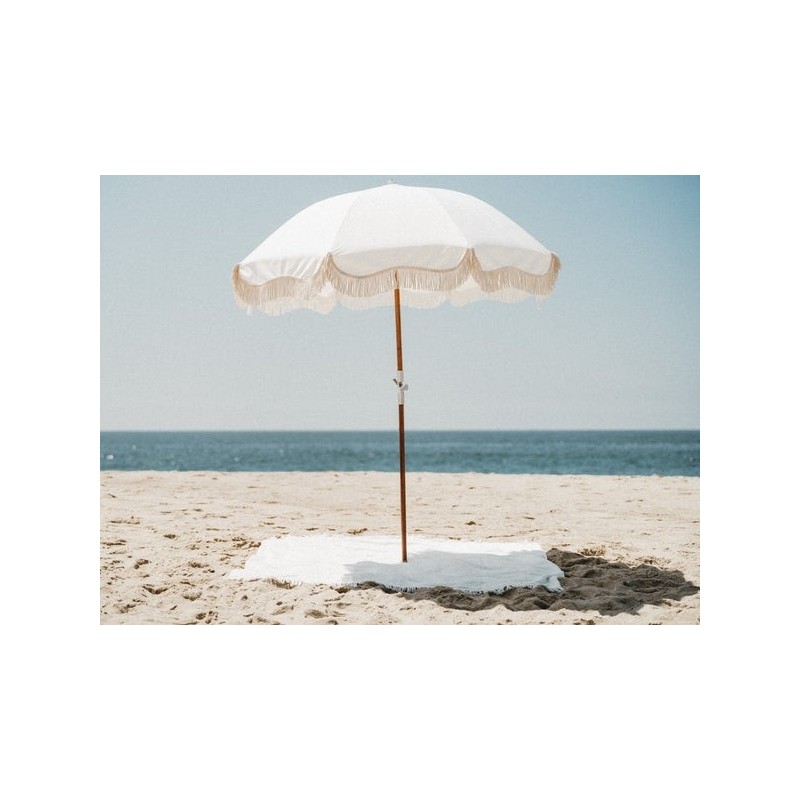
[{"left": 100, "top": 175, "right": 699, "bottom": 431}]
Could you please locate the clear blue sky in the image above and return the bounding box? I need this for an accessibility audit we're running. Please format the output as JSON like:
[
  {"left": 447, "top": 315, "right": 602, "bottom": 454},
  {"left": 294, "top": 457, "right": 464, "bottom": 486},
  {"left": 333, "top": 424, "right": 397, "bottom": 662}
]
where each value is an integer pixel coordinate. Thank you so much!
[{"left": 100, "top": 175, "right": 699, "bottom": 430}]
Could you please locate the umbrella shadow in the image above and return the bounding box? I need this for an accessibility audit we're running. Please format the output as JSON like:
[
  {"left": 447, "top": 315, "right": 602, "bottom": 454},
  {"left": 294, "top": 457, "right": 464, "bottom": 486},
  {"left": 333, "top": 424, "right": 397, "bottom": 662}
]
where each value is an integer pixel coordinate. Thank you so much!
[
  {"left": 351, "top": 548, "right": 699, "bottom": 617},
  {"left": 344, "top": 548, "right": 564, "bottom": 595}
]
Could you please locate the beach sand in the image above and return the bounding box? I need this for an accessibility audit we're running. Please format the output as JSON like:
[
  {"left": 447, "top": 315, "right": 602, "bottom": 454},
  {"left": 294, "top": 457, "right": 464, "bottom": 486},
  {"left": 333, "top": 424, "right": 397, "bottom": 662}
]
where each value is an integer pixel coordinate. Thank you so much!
[{"left": 100, "top": 471, "right": 699, "bottom": 625}]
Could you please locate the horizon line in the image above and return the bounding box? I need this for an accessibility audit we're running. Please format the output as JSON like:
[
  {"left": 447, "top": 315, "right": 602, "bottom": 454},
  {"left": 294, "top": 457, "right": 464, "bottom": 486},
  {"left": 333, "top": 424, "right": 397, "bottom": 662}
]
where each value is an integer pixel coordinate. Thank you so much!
[{"left": 101, "top": 427, "right": 700, "bottom": 434}]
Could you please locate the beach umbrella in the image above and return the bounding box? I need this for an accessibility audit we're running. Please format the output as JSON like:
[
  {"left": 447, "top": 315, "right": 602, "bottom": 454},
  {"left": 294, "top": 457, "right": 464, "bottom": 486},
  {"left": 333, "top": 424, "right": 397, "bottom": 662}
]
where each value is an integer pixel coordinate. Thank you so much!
[{"left": 232, "top": 182, "right": 561, "bottom": 562}]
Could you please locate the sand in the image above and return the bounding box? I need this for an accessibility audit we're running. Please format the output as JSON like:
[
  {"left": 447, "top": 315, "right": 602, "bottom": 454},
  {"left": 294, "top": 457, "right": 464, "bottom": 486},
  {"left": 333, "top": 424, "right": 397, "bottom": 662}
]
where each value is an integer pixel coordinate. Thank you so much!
[{"left": 100, "top": 471, "right": 699, "bottom": 625}]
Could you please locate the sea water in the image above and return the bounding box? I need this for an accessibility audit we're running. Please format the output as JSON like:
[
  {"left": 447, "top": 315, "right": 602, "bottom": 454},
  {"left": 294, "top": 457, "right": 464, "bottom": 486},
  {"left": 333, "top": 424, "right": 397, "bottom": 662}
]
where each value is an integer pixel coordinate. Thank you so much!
[{"left": 100, "top": 430, "right": 699, "bottom": 476}]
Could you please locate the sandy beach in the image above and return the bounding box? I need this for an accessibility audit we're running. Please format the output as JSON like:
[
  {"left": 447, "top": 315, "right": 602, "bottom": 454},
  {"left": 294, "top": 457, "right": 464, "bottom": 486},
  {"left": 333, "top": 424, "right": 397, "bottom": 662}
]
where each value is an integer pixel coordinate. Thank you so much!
[{"left": 100, "top": 471, "right": 699, "bottom": 624}]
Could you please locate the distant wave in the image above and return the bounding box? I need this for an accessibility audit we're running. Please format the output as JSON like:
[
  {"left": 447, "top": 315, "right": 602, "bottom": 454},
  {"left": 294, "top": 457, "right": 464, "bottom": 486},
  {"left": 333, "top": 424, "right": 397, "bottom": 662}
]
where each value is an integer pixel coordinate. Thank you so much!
[{"left": 100, "top": 430, "right": 700, "bottom": 476}]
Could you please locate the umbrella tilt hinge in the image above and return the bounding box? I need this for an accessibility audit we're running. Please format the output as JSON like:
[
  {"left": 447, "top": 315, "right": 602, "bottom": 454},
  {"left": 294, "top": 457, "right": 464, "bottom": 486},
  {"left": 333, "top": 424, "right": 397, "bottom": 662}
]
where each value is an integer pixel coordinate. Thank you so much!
[{"left": 393, "top": 371, "right": 409, "bottom": 405}]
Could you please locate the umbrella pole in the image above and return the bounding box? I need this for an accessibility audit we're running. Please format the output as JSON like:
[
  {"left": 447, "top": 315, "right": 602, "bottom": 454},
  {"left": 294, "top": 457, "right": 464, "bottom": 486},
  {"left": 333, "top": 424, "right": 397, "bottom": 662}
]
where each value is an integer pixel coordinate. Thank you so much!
[{"left": 394, "top": 285, "right": 408, "bottom": 563}]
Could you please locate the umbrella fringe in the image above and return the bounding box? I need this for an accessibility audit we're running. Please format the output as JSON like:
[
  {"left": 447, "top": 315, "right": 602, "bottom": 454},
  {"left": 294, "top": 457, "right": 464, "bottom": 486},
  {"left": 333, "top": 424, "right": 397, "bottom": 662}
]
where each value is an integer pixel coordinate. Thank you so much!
[{"left": 232, "top": 250, "right": 561, "bottom": 316}]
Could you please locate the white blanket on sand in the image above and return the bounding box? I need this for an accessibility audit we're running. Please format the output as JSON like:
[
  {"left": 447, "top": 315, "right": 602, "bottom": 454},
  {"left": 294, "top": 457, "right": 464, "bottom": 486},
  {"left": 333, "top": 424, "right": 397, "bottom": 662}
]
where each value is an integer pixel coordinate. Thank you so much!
[{"left": 229, "top": 535, "right": 564, "bottom": 593}]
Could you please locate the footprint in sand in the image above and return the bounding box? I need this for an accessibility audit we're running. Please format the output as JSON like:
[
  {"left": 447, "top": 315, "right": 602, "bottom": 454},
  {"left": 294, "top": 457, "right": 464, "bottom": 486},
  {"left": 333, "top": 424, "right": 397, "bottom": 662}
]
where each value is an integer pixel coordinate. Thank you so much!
[{"left": 113, "top": 600, "right": 142, "bottom": 613}]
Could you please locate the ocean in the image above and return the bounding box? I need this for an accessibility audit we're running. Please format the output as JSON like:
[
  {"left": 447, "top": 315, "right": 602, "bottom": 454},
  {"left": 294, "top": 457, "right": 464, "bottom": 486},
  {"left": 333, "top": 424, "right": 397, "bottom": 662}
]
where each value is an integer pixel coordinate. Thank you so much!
[{"left": 100, "top": 430, "right": 699, "bottom": 476}]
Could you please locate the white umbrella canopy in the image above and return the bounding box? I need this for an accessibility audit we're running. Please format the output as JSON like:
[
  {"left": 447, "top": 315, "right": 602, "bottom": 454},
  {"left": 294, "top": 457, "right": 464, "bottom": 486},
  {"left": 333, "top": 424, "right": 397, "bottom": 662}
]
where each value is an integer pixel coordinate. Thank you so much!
[
  {"left": 232, "top": 182, "right": 560, "bottom": 314},
  {"left": 232, "top": 182, "right": 562, "bottom": 563}
]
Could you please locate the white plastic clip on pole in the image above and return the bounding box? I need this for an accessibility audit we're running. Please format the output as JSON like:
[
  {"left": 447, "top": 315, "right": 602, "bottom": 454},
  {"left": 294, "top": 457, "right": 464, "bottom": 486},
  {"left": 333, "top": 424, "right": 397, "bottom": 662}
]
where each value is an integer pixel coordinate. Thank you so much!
[{"left": 393, "top": 371, "right": 409, "bottom": 405}]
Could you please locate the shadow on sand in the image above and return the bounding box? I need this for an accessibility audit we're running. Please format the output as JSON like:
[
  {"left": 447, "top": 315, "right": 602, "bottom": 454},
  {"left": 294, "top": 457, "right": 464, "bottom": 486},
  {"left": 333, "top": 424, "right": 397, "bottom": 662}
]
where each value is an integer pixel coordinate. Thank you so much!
[{"left": 352, "top": 548, "right": 699, "bottom": 617}]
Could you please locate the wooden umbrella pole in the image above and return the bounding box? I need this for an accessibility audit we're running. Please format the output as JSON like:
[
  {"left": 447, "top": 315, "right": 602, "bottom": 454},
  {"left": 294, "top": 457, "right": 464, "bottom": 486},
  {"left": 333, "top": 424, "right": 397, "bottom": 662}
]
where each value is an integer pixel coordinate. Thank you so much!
[{"left": 393, "top": 285, "right": 408, "bottom": 563}]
